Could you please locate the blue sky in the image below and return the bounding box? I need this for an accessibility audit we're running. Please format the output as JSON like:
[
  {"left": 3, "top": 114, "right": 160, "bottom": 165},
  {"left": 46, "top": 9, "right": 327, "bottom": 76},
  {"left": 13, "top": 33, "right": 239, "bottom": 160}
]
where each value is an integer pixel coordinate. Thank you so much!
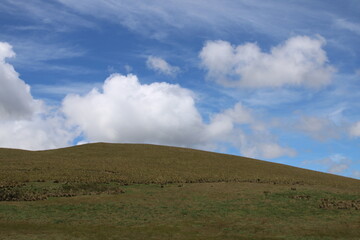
[{"left": 0, "top": 0, "right": 359, "bottom": 179}]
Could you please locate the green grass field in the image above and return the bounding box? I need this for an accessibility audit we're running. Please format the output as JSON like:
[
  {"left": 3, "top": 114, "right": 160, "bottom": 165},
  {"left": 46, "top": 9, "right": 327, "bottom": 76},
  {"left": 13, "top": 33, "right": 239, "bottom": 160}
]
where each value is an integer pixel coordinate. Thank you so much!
[{"left": 0, "top": 143, "right": 359, "bottom": 239}]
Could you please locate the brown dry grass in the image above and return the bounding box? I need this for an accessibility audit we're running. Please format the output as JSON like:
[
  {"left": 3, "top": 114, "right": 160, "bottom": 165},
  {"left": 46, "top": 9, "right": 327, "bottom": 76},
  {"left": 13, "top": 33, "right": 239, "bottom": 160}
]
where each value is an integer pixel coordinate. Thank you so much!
[{"left": 0, "top": 143, "right": 359, "bottom": 191}]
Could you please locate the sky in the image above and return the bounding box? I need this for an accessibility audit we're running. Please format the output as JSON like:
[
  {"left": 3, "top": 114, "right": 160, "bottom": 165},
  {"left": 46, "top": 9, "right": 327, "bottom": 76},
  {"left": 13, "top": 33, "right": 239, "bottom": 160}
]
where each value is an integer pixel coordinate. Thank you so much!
[{"left": 0, "top": 0, "right": 360, "bottom": 179}]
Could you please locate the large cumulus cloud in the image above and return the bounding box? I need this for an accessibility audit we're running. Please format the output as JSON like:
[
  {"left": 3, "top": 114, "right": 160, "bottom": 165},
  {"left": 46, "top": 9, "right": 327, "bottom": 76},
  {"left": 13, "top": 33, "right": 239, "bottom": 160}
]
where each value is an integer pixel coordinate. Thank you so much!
[
  {"left": 0, "top": 42, "right": 75, "bottom": 150},
  {"left": 200, "top": 35, "right": 336, "bottom": 88},
  {"left": 0, "top": 112, "right": 75, "bottom": 150},
  {"left": 0, "top": 42, "right": 39, "bottom": 120},
  {"left": 62, "top": 74, "right": 205, "bottom": 146},
  {"left": 62, "top": 74, "right": 295, "bottom": 159}
]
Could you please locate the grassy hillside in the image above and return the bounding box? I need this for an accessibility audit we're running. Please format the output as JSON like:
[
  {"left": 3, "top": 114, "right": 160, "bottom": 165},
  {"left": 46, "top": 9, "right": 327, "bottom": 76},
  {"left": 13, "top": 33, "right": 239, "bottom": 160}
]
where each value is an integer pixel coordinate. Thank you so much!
[
  {"left": 0, "top": 143, "right": 359, "bottom": 239},
  {"left": 0, "top": 143, "right": 359, "bottom": 189}
]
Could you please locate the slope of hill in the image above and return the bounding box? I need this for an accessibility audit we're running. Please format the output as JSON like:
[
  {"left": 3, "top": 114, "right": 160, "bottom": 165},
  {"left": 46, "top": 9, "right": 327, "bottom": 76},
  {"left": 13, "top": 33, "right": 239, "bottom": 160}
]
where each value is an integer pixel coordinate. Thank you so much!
[
  {"left": 0, "top": 143, "right": 359, "bottom": 240},
  {"left": 0, "top": 143, "right": 359, "bottom": 190}
]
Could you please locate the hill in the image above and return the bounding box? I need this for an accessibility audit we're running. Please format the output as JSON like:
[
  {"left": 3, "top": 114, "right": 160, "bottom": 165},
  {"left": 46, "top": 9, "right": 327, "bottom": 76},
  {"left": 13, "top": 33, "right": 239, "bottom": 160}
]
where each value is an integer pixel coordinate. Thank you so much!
[
  {"left": 0, "top": 143, "right": 359, "bottom": 189},
  {"left": 0, "top": 143, "right": 359, "bottom": 240}
]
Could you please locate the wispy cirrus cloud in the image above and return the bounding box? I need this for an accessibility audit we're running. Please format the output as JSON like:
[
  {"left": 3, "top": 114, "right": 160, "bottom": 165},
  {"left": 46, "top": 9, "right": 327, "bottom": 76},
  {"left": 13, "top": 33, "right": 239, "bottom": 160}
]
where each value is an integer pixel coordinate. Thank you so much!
[
  {"left": 55, "top": 0, "right": 349, "bottom": 40},
  {"left": 0, "top": 0, "right": 95, "bottom": 31},
  {"left": 242, "top": 88, "right": 306, "bottom": 107},
  {"left": 10, "top": 41, "right": 84, "bottom": 65},
  {"left": 334, "top": 19, "right": 360, "bottom": 35},
  {"left": 0, "top": 34, "right": 87, "bottom": 73}
]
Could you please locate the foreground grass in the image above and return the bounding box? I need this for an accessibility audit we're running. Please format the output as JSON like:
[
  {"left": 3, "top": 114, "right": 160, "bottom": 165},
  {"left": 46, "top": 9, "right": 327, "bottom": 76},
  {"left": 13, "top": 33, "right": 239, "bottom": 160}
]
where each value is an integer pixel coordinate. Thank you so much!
[
  {"left": 0, "top": 143, "right": 359, "bottom": 239},
  {"left": 0, "top": 182, "right": 359, "bottom": 240}
]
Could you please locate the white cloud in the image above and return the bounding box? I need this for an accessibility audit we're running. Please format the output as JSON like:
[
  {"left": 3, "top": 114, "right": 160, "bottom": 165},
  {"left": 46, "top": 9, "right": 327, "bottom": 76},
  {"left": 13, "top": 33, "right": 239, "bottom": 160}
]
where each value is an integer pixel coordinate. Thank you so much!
[
  {"left": 349, "top": 121, "right": 360, "bottom": 137},
  {"left": 0, "top": 112, "right": 75, "bottom": 150},
  {"left": 199, "top": 36, "right": 336, "bottom": 88},
  {"left": 0, "top": 42, "right": 15, "bottom": 59},
  {"left": 320, "top": 154, "right": 352, "bottom": 174},
  {"left": 0, "top": 42, "right": 75, "bottom": 150},
  {"left": 242, "top": 142, "right": 296, "bottom": 159},
  {"left": 334, "top": 19, "right": 360, "bottom": 35},
  {"left": 328, "top": 164, "right": 348, "bottom": 174},
  {"left": 233, "top": 129, "right": 296, "bottom": 159},
  {"left": 62, "top": 74, "right": 204, "bottom": 146},
  {"left": 0, "top": 42, "right": 40, "bottom": 120},
  {"left": 352, "top": 170, "right": 360, "bottom": 179},
  {"left": 146, "top": 56, "right": 179, "bottom": 76},
  {"left": 296, "top": 116, "right": 340, "bottom": 141},
  {"left": 206, "top": 103, "right": 253, "bottom": 139},
  {"left": 62, "top": 73, "right": 294, "bottom": 159},
  {"left": 205, "top": 103, "right": 296, "bottom": 159},
  {"left": 0, "top": 42, "right": 295, "bottom": 158},
  {"left": 124, "top": 64, "right": 132, "bottom": 73}
]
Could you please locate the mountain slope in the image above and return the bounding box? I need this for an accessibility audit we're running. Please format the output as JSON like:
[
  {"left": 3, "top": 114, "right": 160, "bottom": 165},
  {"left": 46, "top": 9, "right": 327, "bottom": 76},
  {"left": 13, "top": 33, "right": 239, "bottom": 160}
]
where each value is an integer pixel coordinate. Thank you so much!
[{"left": 1, "top": 143, "right": 359, "bottom": 191}]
